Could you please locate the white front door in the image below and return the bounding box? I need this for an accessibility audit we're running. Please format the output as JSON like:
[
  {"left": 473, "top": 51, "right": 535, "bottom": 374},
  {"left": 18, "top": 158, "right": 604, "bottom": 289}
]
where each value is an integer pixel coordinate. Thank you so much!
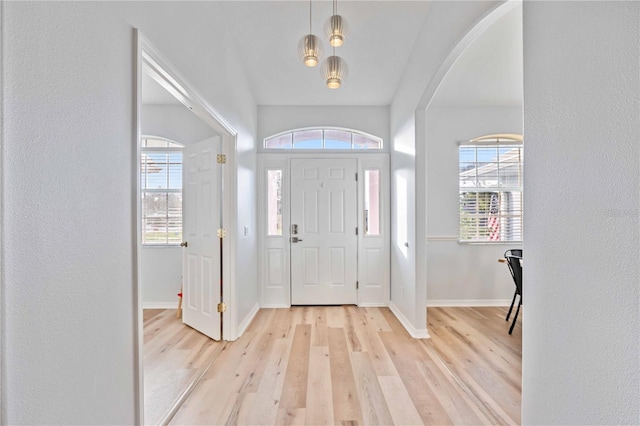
[
  {"left": 290, "top": 158, "right": 358, "bottom": 305},
  {"left": 182, "top": 138, "right": 221, "bottom": 340}
]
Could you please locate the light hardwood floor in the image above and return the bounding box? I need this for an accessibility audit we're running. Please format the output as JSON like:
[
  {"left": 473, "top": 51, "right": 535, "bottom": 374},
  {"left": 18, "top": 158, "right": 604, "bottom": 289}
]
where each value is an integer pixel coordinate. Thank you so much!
[
  {"left": 145, "top": 306, "right": 521, "bottom": 425},
  {"left": 143, "top": 309, "right": 227, "bottom": 425}
]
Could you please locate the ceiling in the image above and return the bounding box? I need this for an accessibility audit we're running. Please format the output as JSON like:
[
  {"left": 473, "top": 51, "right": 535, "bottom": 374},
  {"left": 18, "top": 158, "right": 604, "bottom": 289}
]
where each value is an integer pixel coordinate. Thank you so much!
[
  {"left": 217, "top": 1, "right": 431, "bottom": 106},
  {"left": 138, "top": 1, "right": 522, "bottom": 108}
]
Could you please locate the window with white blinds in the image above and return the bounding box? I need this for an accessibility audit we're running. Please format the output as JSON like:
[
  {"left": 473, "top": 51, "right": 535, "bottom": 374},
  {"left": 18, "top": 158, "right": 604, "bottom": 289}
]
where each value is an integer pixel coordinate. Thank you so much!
[
  {"left": 459, "top": 135, "right": 523, "bottom": 243},
  {"left": 140, "top": 137, "right": 184, "bottom": 245}
]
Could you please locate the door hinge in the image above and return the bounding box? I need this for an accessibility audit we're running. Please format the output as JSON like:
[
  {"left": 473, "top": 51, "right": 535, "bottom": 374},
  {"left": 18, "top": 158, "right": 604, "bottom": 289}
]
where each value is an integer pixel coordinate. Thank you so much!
[
  {"left": 217, "top": 228, "right": 227, "bottom": 238},
  {"left": 356, "top": 227, "right": 359, "bottom": 235},
  {"left": 217, "top": 154, "right": 226, "bottom": 164},
  {"left": 217, "top": 302, "right": 227, "bottom": 313},
  {"left": 355, "top": 172, "right": 358, "bottom": 181},
  {"left": 356, "top": 281, "right": 359, "bottom": 289}
]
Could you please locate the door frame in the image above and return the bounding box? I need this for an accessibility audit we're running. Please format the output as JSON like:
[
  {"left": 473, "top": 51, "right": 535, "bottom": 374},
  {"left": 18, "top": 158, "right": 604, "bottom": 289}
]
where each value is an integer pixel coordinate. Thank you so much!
[
  {"left": 257, "top": 152, "right": 390, "bottom": 309},
  {"left": 133, "top": 30, "right": 238, "bottom": 424}
]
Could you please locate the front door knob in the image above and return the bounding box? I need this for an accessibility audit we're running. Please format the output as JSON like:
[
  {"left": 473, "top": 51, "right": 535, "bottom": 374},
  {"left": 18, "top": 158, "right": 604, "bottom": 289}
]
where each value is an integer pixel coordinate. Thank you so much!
[{"left": 180, "top": 241, "right": 188, "bottom": 247}]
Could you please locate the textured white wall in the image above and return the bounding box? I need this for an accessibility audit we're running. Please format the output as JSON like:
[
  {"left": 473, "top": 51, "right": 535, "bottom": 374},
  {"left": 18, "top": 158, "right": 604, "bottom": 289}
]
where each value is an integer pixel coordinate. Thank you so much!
[
  {"left": 523, "top": 2, "right": 639, "bottom": 424},
  {"left": 257, "top": 105, "right": 390, "bottom": 152},
  {"left": 426, "top": 106, "right": 522, "bottom": 302},
  {"left": 2, "top": 2, "right": 259, "bottom": 422},
  {"left": 2, "top": 2, "right": 137, "bottom": 423}
]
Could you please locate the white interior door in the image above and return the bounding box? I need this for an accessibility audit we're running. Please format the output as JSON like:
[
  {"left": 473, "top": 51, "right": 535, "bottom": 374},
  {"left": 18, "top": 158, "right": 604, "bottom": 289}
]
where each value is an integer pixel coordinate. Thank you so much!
[
  {"left": 290, "top": 158, "right": 358, "bottom": 305},
  {"left": 182, "top": 138, "right": 221, "bottom": 340}
]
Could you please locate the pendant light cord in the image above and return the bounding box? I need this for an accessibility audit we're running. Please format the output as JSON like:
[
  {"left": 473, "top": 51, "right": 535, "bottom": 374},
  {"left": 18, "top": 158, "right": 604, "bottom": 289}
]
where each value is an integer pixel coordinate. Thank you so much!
[{"left": 309, "top": 0, "right": 312, "bottom": 33}]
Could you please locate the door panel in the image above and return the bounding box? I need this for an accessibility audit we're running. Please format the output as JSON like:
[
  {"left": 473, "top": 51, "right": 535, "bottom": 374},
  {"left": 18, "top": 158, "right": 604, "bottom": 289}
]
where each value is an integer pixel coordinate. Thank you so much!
[
  {"left": 182, "top": 139, "right": 221, "bottom": 340},
  {"left": 291, "top": 159, "right": 357, "bottom": 305}
]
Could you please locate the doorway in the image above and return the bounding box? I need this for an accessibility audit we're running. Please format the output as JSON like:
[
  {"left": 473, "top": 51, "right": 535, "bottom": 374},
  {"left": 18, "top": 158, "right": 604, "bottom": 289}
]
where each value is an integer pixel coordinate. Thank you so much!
[
  {"left": 290, "top": 158, "right": 358, "bottom": 305},
  {"left": 135, "top": 31, "right": 238, "bottom": 424},
  {"left": 258, "top": 153, "right": 390, "bottom": 308}
]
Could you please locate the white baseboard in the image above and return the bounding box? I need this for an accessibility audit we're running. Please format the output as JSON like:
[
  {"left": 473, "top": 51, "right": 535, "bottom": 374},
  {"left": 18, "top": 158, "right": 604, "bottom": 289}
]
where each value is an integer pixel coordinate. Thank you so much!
[
  {"left": 358, "top": 303, "right": 389, "bottom": 308},
  {"left": 143, "top": 302, "right": 177, "bottom": 310},
  {"left": 427, "top": 299, "right": 511, "bottom": 307},
  {"left": 260, "top": 304, "right": 291, "bottom": 309},
  {"left": 236, "top": 302, "right": 260, "bottom": 338},
  {"left": 388, "top": 302, "right": 430, "bottom": 339}
]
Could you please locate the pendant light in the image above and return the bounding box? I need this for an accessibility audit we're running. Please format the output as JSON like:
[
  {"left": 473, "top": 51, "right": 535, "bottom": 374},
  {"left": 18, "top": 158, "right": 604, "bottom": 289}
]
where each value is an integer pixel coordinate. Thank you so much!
[
  {"left": 299, "top": 0, "right": 321, "bottom": 67},
  {"left": 327, "top": 0, "right": 347, "bottom": 47},
  {"left": 322, "top": 47, "right": 347, "bottom": 89}
]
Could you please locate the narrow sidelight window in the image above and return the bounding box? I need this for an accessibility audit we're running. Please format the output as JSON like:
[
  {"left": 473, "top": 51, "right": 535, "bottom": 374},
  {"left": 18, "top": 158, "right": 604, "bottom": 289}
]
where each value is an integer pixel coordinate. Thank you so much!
[
  {"left": 364, "top": 170, "right": 380, "bottom": 236},
  {"left": 267, "top": 169, "right": 283, "bottom": 236}
]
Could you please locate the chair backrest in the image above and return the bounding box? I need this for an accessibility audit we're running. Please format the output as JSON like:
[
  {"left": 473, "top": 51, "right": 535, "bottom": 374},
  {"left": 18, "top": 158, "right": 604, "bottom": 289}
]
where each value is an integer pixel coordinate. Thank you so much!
[
  {"left": 504, "top": 249, "right": 522, "bottom": 258},
  {"left": 505, "top": 254, "right": 523, "bottom": 295}
]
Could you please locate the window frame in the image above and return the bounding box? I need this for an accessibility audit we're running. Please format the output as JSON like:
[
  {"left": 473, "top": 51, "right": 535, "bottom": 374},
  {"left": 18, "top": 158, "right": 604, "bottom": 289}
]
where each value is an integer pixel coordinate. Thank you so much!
[
  {"left": 263, "top": 127, "right": 383, "bottom": 151},
  {"left": 140, "top": 136, "right": 184, "bottom": 246},
  {"left": 458, "top": 134, "right": 523, "bottom": 244}
]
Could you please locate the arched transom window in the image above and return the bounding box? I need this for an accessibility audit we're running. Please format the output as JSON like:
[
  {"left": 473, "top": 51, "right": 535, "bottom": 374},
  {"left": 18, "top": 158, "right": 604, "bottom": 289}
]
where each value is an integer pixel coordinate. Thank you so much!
[{"left": 264, "top": 127, "right": 382, "bottom": 150}]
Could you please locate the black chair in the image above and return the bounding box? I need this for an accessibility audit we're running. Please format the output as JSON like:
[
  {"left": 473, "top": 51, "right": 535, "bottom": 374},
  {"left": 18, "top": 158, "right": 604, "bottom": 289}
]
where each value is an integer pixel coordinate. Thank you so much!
[{"left": 504, "top": 249, "right": 523, "bottom": 334}]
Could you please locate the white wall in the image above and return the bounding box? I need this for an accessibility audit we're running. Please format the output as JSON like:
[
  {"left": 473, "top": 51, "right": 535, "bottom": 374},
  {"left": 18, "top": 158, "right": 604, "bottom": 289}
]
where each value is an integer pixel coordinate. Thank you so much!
[
  {"left": 141, "top": 105, "right": 219, "bottom": 307},
  {"left": 142, "top": 104, "right": 218, "bottom": 145},
  {"left": 390, "top": 1, "right": 501, "bottom": 335},
  {"left": 140, "top": 247, "right": 182, "bottom": 307},
  {"left": 426, "top": 106, "right": 522, "bottom": 303},
  {"left": 257, "top": 105, "right": 390, "bottom": 151},
  {"left": 523, "top": 2, "right": 639, "bottom": 424},
  {"left": 1, "top": 2, "right": 258, "bottom": 423},
  {"left": 2, "top": 2, "right": 137, "bottom": 423}
]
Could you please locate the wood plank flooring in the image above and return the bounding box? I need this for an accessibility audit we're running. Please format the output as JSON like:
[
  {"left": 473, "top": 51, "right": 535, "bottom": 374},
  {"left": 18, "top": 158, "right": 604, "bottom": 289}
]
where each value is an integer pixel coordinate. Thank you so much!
[
  {"left": 143, "top": 309, "right": 225, "bottom": 425},
  {"left": 159, "top": 306, "right": 521, "bottom": 425}
]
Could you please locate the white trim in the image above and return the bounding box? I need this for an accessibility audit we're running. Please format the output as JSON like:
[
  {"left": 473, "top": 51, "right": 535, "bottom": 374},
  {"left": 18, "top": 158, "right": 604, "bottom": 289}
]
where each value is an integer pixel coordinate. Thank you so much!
[
  {"left": 133, "top": 29, "right": 144, "bottom": 426},
  {"left": 142, "top": 302, "right": 177, "bottom": 310},
  {"left": 222, "top": 133, "right": 238, "bottom": 342},
  {"left": 260, "top": 304, "right": 291, "bottom": 309},
  {"left": 389, "top": 302, "right": 430, "bottom": 339},
  {"left": 235, "top": 303, "right": 260, "bottom": 339},
  {"left": 0, "top": 0, "right": 5, "bottom": 417},
  {"left": 358, "top": 303, "right": 389, "bottom": 308},
  {"left": 426, "top": 236, "right": 458, "bottom": 242},
  {"left": 427, "top": 299, "right": 512, "bottom": 307}
]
